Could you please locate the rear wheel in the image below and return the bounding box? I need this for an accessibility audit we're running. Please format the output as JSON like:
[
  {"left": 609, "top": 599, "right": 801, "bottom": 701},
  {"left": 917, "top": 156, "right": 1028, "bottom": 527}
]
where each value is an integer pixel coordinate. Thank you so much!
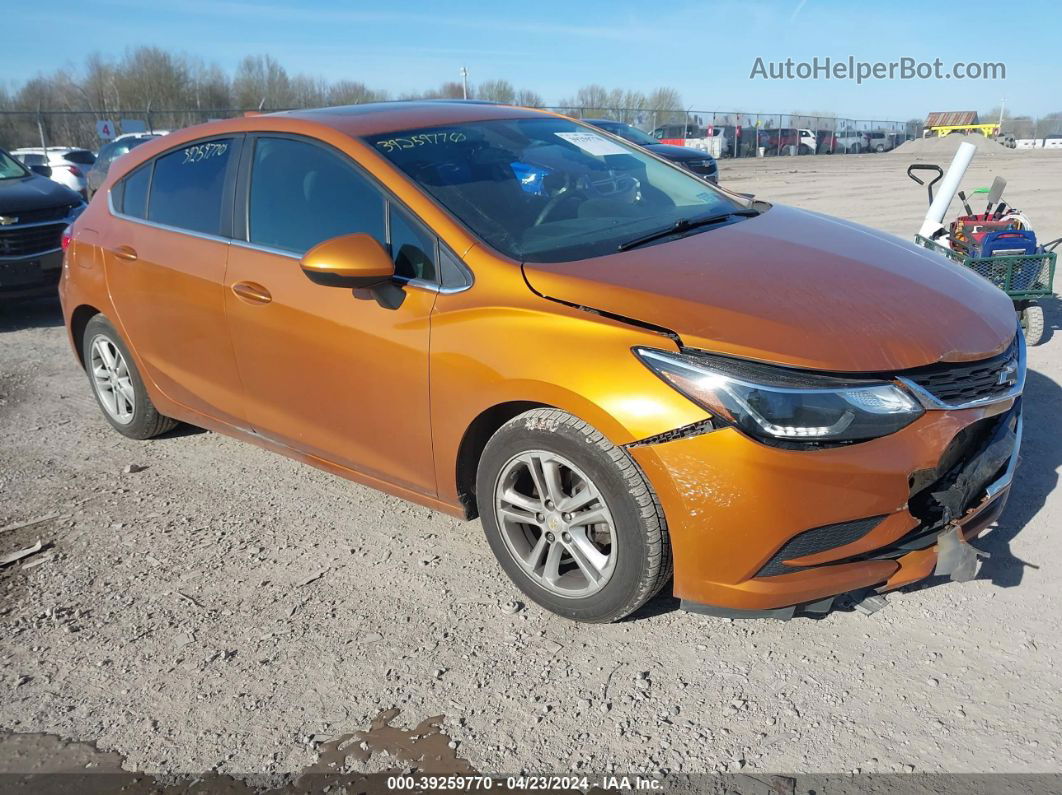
[
  {"left": 476, "top": 409, "right": 671, "bottom": 623},
  {"left": 82, "top": 315, "right": 177, "bottom": 439},
  {"left": 1019, "top": 303, "right": 1046, "bottom": 346}
]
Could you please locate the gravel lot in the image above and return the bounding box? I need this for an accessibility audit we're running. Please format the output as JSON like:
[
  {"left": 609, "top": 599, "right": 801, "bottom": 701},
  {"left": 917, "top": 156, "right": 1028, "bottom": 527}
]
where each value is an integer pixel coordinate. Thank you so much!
[{"left": 2, "top": 150, "right": 1061, "bottom": 781}]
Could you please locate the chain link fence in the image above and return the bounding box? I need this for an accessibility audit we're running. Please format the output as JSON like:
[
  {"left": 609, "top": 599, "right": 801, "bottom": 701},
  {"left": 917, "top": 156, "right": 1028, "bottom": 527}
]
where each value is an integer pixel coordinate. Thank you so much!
[{"left": 0, "top": 105, "right": 935, "bottom": 158}]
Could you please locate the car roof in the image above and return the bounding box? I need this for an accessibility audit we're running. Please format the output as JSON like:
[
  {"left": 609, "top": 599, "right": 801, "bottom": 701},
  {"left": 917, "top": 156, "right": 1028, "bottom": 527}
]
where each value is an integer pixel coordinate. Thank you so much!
[
  {"left": 275, "top": 100, "right": 556, "bottom": 137},
  {"left": 103, "top": 101, "right": 569, "bottom": 185}
]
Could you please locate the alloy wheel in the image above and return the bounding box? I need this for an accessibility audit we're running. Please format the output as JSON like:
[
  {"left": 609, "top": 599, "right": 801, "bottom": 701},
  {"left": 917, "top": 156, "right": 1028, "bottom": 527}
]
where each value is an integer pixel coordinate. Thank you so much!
[
  {"left": 493, "top": 450, "right": 617, "bottom": 598},
  {"left": 90, "top": 335, "right": 135, "bottom": 424}
]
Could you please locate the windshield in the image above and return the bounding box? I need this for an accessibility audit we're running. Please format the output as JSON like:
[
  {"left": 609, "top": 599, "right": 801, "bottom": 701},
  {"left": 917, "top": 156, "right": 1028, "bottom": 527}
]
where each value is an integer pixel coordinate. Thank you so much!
[
  {"left": 365, "top": 117, "right": 740, "bottom": 263},
  {"left": 0, "top": 150, "right": 29, "bottom": 180},
  {"left": 593, "top": 122, "right": 657, "bottom": 147}
]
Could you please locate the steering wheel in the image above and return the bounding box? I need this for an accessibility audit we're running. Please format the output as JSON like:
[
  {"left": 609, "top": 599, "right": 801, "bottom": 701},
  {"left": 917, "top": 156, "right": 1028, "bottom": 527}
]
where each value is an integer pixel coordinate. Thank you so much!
[{"left": 534, "top": 174, "right": 587, "bottom": 226}]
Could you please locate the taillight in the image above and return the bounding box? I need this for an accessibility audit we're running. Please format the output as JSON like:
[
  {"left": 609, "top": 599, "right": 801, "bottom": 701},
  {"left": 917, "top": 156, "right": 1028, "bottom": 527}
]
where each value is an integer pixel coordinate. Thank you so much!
[
  {"left": 67, "top": 165, "right": 83, "bottom": 177},
  {"left": 61, "top": 226, "right": 73, "bottom": 251}
]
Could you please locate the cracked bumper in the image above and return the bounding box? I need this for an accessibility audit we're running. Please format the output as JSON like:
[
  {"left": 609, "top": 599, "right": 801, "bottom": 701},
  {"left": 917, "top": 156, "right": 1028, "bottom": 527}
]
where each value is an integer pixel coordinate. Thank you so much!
[{"left": 629, "top": 399, "right": 1020, "bottom": 613}]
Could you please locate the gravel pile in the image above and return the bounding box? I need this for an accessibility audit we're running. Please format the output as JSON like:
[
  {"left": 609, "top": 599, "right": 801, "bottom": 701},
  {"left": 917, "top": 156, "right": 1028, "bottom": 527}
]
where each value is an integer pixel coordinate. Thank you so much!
[{"left": 891, "top": 133, "right": 1020, "bottom": 158}]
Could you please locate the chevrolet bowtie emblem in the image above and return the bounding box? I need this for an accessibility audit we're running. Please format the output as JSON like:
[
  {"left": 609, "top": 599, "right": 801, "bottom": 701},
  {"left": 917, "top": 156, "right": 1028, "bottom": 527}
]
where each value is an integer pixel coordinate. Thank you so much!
[
  {"left": 0, "top": 215, "right": 18, "bottom": 226},
  {"left": 997, "top": 360, "right": 1018, "bottom": 386}
]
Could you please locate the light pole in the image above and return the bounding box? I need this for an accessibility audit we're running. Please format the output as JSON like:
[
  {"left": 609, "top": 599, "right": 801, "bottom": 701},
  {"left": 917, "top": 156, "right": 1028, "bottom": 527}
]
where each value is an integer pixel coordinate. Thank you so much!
[{"left": 460, "top": 66, "right": 469, "bottom": 100}]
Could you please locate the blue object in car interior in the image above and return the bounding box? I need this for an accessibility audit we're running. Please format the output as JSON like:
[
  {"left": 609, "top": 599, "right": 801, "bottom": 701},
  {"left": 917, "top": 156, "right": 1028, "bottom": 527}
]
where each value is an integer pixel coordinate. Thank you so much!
[{"left": 510, "top": 161, "right": 551, "bottom": 196}]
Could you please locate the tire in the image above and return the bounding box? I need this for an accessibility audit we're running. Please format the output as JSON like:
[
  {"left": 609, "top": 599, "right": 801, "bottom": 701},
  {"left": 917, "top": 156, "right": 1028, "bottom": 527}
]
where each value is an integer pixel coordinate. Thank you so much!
[
  {"left": 876, "top": 144, "right": 885, "bottom": 153},
  {"left": 799, "top": 144, "right": 812, "bottom": 156},
  {"left": 476, "top": 408, "right": 671, "bottom": 623},
  {"left": 82, "top": 314, "right": 177, "bottom": 439},
  {"left": 1020, "top": 304, "right": 1046, "bottom": 346}
]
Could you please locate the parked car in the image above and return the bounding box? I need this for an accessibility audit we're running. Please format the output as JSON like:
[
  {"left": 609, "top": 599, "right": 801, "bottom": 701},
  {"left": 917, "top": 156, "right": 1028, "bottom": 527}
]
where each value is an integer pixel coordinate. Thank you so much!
[
  {"left": 0, "top": 148, "right": 85, "bottom": 298},
  {"left": 650, "top": 122, "right": 707, "bottom": 143},
  {"left": 61, "top": 102, "right": 1023, "bottom": 623},
  {"left": 10, "top": 147, "right": 95, "bottom": 198},
  {"left": 585, "top": 119, "right": 718, "bottom": 182},
  {"left": 761, "top": 128, "right": 818, "bottom": 155},
  {"left": 815, "top": 130, "right": 838, "bottom": 154},
  {"left": 835, "top": 131, "right": 868, "bottom": 153},
  {"left": 865, "top": 132, "right": 897, "bottom": 153},
  {"left": 85, "top": 133, "right": 159, "bottom": 198},
  {"left": 708, "top": 125, "right": 735, "bottom": 157}
]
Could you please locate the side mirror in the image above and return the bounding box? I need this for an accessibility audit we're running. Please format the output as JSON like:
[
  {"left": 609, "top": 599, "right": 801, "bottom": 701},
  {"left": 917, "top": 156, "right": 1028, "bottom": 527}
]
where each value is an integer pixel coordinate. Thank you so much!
[
  {"left": 29, "top": 164, "right": 53, "bottom": 178},
  {"left": 300, "top": 233, "right": 394, "bottom": 288}
]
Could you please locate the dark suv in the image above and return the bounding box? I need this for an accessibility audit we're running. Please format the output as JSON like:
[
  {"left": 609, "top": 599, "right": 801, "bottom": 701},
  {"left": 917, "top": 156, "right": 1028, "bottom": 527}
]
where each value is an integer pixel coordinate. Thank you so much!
[
  {"left": 0, "top": 148, "right": 85, "bottom": 298},
  {"left": 585, "top": 120, "right": 718, "bottom": 183}
]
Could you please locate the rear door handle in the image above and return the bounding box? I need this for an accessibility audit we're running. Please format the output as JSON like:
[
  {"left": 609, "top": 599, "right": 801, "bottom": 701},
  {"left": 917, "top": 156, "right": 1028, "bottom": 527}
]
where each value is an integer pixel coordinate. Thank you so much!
[
  {"left": 231, "top": 281, "right": 272, "bottom": 305},
  {"left": 111, "top": 245, "right": 138, "bottom": 261}
]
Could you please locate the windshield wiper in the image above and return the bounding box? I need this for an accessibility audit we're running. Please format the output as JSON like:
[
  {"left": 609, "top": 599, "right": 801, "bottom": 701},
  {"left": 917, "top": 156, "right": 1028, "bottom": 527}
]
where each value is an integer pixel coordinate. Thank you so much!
[{"left": 617, "top": 209, "right": 759, "bottom": 252}]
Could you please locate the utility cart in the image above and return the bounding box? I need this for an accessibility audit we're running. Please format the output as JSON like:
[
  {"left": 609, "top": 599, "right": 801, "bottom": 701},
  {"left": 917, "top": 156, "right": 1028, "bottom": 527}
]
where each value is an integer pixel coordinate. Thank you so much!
[{"left": 908, "top": 155, "right": 1057, "bottom": 345}]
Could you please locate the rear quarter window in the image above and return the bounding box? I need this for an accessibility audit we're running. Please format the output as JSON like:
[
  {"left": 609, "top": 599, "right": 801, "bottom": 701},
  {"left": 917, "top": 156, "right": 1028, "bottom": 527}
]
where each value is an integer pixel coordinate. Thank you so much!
[
  {"left": 147, "top": 139, "right": 235, "bottom": 236},
  {"left": 116, "top": 164, "right": 151, "bottom": 219}
]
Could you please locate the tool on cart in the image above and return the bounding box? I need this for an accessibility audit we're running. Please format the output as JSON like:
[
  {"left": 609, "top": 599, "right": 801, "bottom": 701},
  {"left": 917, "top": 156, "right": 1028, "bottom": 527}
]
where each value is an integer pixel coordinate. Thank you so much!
[{"left": 907, "top": 144, "right": 1057, "bottom": 345}]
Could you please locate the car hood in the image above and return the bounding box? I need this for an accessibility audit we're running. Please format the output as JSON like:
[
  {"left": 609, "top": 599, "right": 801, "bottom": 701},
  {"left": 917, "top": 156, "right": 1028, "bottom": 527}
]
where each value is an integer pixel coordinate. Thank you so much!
[
  {"left": 0, "top": 174, "right": 81, "bottom": 214},
  {"left": 644, "top": 143, "right": 712, "bottom": 161},
  {"left": 521, "top": 204, "right": 1016, "bottom": 371}
]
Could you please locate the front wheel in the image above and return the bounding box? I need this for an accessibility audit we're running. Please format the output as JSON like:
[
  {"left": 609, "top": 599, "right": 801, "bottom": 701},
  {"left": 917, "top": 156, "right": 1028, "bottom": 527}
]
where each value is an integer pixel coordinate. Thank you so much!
[
  {"left": 1019, "top": 303, "right": 1046, "bottom": 346},
  {"left": 476, "top": 409, "right": 671, "bottom": 623}
]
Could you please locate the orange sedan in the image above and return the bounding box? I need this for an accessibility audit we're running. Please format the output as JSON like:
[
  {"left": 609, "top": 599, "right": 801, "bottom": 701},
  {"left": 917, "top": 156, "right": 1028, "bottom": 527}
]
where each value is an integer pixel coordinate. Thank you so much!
[{"left": 59, "top": 101, "right": 1023, "bottom": 622}]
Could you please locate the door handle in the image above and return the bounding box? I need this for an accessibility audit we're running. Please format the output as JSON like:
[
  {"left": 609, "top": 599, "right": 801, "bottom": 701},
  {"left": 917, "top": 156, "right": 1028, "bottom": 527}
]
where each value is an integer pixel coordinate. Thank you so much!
[
  {"left": 111, "top": 245, "right": 138, "bottom": 261},
  {"left": 231, "top": 281, "right": 272, "bottom": 304}
]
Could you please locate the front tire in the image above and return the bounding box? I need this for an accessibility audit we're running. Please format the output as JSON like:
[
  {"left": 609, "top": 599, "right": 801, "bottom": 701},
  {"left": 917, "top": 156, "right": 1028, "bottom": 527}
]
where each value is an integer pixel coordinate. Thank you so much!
[
  {"left": 476, "top": 409, "right": 671, "bottom": 623},
  {"left": 82, "top": 314, "right": 177, "bottom": 439}
]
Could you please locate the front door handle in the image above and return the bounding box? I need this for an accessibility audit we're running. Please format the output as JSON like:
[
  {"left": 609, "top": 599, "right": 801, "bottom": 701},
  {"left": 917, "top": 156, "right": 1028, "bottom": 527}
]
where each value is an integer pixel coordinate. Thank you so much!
[
  {"left": 111, "top": 245, "right": 138, "bottom": 261},
  {"left": 231, "top": 281, "right": 272, "bottom": 304}
]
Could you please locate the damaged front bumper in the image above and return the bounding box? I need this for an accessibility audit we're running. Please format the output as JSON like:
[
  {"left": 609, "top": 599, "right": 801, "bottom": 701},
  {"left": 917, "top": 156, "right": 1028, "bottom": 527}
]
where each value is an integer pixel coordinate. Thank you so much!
[{"left": 629, "top": 398, "right": 1022, "bottom": 618}]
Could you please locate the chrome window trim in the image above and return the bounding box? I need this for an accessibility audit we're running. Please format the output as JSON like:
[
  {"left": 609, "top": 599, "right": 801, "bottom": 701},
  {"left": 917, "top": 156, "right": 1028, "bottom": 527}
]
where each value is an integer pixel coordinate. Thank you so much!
[
  {"left": 107, "top": 189, "right": 231, "bottom": 246},
  {"left": 896, "top": 330, "right": 1026, "bottom": 410},
  {"left": 229, "top": 238, "right": 298, "bottom": 259},
  {"left": 227, "top": 239, "right": 468, "bottom": 295}
]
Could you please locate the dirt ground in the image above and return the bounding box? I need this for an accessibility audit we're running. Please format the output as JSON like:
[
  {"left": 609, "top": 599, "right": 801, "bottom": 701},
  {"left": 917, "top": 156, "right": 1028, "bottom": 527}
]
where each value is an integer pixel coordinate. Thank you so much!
[{"left": 2, "top": 150, "right": 1061, "bottom": 782}]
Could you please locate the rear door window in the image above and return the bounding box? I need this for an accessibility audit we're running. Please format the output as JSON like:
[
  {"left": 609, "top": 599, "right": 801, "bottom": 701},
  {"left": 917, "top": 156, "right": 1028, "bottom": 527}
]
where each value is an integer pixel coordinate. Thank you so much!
[
  {"left": 248, "top": 136, "right": 385, "bottom": 254},
  {"left": 147, "top": 138, "right": 236, "bottom": 236}
]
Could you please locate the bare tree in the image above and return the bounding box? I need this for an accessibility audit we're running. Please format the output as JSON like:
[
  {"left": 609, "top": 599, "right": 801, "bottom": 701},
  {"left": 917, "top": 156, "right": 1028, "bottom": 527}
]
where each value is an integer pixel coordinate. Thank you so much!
[
  {"left": 514, "top": 88, "right": 544, "bottom": 108},
  {"left": 232, "top": 54, "right": 291, "bottom": 109},
  {"left": 477, "top": 79, "right": 516, "bottom": 104}
]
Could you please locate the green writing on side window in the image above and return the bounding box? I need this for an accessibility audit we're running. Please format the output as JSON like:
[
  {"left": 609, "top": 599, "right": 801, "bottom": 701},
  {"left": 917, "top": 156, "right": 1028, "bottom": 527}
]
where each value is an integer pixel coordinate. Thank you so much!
[{"left": 181, "top": 142, "right": 228, "bottom": 164}]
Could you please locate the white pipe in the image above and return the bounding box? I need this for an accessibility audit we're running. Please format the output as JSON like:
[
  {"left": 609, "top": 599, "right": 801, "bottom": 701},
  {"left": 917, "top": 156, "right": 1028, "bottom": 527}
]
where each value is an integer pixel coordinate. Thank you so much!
[{"left": 919, "top": 141, "right": 976, "bottom": 239}]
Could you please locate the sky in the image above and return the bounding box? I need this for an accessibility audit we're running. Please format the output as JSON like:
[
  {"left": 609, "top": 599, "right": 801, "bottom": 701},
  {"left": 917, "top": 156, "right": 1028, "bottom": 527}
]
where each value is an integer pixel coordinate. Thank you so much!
[{"left": 6, "top": 0, "right": 1061, "bottom": 120}]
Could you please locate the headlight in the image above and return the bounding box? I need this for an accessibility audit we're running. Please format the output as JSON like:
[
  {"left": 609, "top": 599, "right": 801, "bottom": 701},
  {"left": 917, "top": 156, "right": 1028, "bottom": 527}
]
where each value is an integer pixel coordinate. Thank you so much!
[{"left": 635, "top": 348, "right": 924, "bottom": 445}]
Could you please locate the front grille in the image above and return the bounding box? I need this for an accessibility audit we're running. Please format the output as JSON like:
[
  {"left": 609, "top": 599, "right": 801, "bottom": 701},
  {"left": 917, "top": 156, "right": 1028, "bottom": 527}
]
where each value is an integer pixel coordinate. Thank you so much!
[
  {"left": 755, "top": 516, "right": 886, "bottom": 577},
  {"left": 901, "top": 339, "right": 1018, "bottom": 405},
  {"left": 0, "top": 223, "right": 66, "bottom": 258},
  {"left": 2, "top": 204, "right": 76, "bottom": 225}
]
